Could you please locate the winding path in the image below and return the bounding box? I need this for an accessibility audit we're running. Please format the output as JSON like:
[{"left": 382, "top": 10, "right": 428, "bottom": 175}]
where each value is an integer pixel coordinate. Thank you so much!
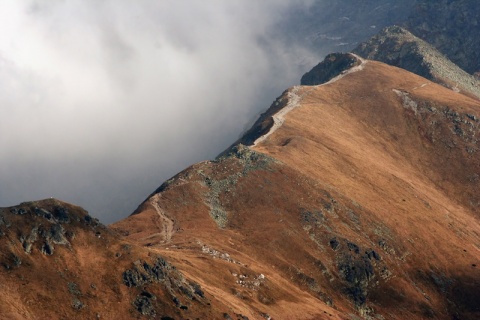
[
  {"left": 253, "top": 54, "right": 367, "bottom": 146},
  {"left": 150, "top": 194, "right": 174, "bottom": 243}
]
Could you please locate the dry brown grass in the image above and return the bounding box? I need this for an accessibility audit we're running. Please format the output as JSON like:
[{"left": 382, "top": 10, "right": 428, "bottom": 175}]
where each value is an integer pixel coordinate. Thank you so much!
[{"left": 2, "top": 60, "right": 479, "bottom": 319}]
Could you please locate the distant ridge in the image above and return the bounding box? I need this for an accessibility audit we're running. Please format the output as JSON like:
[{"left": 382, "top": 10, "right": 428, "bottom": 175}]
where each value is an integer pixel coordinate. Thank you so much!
[
  {"left": 405, "top": 0, "right": 480, "bottom": 75},
  {"left": 353, "top": 26, "right": 480, "bottom": 99}
]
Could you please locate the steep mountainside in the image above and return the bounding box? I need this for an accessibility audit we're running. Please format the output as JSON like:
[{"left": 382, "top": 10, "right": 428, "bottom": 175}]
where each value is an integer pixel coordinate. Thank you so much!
[
  {"left": 353, "top": 26, "right": 480, "bottom": 100},
  {"left": 406, "top": 0, "right": 480, "bottom": 75},
  {"left": 279, "top": 1, "right": 479, "bottom": 78},
  {"left": 1, "top": 2, "right": 480, "bottom": 319},
  {"left": 0, "top": 199, "right": 244, "bottom": 319},
  {"left": 277, "top": 0, "right": 417, "bottom": 53},
  {"left": 300, "top": 53, "right": 362, "bottom": 86},
  {"left": 112, "top": 58, "right": 480, "bottom": 319},
  {"left": 2, "top": 53, "right": 479, "bottom": 319}
]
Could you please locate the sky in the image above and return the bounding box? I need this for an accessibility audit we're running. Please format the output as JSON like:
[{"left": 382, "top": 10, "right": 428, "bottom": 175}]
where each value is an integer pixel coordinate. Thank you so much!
[{"left": 0, "top": 0, "right": 328, "bottom": 223}]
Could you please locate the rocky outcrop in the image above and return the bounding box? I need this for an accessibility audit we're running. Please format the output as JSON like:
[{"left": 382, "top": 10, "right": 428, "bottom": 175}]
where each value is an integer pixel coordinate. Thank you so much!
[
  {"left": 300, "top": 52, "right": 362, "bottom": 86},
  {"left": 123, "top": 256, "right": 208, "bottom": 317},
  {"left": 0, "top": 199, "right": 224, "bottom": 319},
  {"left": 281, "top": 1, "right": 480, "bottom": 77},
  {"left": 353, "top": 26, "right": 480, "bottom": 99},
  {"left": 405, "top": 0, "right": 480, "bottom": 75},
  {"left": 6, "top": 200, "right": 98, "bottom": 256},
  {"left": 276, "top": 0, "right": 417, "bottom": 54}
]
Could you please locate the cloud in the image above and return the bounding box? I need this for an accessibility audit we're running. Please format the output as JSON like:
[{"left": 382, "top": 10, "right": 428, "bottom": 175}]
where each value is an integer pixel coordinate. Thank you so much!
[{"left": 0, "top": 0, "right": 319, "bottom": 223}]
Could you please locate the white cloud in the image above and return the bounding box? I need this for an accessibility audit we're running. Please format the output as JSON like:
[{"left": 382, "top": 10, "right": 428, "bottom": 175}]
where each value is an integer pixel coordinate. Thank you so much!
[{"left": 0, "top": 0, "right": 319, "bottom": 222}]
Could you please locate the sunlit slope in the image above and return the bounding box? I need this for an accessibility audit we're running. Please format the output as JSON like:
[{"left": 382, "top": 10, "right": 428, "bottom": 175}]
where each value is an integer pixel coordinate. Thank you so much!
[{"left": 114, "top": 59, "right": 480, "bottom": 319}]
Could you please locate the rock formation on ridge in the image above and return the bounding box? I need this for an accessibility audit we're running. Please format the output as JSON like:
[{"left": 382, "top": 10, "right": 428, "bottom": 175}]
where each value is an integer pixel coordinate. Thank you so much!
[{"left": 353, "top": 26, "right": 480, "bottom": 100}]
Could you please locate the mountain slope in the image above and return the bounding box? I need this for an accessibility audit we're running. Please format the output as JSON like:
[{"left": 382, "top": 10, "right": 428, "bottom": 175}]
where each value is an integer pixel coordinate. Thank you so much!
[
  {"left": 277, "top": 0, "right": 416, "bottom": 54},
  {"left": 405, "top": 0, "right": 480, "bottom": 75},
  {"left": 1, "top": 55, "right": 479, "bottom": 319},
  {"left": 2, "top": 2, "right": 480, "bottom": 318},
  {"left": 0, "top": 199, "right": 237, "bottom": 319},
  {"left": 279, "top": 0, "right": 480, "bottom": 78},
  {"left": 352, "top": 26, "right": 480, "bottom": 100},
  {"left": 113, "top": 58, "right": 480, "bottom": 319}
]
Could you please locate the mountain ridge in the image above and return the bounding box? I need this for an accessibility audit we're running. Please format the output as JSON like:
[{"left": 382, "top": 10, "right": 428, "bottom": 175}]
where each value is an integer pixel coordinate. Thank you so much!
[
  {"left": 2, "top": 54, "right": 479, "bottom": 320},
  {"left": 113, "top": 58, "right": 480, "bottom": 319},
  {"left": 352, "top": 25, "right": 480, "bottom": 100},
  {"left": 405, "top": 0, "right": 480, "bottom": 75},
  {"left": 2, "top": 6, "right": 480, "bottom": 317}
]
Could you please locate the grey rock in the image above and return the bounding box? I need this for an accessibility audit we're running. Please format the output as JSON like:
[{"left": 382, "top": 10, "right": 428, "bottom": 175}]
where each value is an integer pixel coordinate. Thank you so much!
[
  {"left": 134, "top": 291, "right": 156, "bottom": 316},
  {"left": 123, "top": 256, "right": 208, "bottom": 313},
  {"left": 68, "top": 282, "right": 82, "bottom": 296},
  {"left": 49, "top": 224, "right": 69, "bottom": 245},
  {"left": 301, "top": 53, "right": 362, "bottom": 86},
  {"left": 21, "top": 227, "right": 39, "bottom": 254},
  {"left": 34, "top": 207, "right": 54, "bottom": 221},
  {"left": 353, "top": 26, "right": 480, "bottom": 99},
  {"left": 41, "top": 242, "right": 53, "bottom": 255},
  {"left": 71, "top": 298, "right": 84, "bottom": 310},
  {"left": 347, "top": 241, "right": 360, "bottom": 254},
  {"left": 405, "top": 0, "right": 480, "bottom": 75},
  {"left": 54, "top": 207, "right": 70, "bottom": 223},
  {"left": 365, "top": 250, "right": 381, "bottom": 261},
  {"left": 329, "top": 238, "right": 340, "bottom": 251}
]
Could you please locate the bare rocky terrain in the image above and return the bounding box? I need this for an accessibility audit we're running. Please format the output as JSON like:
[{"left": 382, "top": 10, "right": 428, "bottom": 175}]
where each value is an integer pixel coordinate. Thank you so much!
[
  {"left": 353, "top": 26, "right": 480, "bottom": 100},
  {"left": 282, "top": 0, "right": 480, "bottom": 78},
  {"left": 405, "top": 0, "right": 480, "bottom": 75}
]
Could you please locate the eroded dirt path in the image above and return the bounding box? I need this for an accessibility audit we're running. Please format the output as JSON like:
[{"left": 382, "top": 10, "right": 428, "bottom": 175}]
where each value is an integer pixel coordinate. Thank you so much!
[
  {"left": 254, "top": 53, "right": 367, "bottom": 146},
  {"left": 150, "top": 194, "right": 174, "bottom": 243}
]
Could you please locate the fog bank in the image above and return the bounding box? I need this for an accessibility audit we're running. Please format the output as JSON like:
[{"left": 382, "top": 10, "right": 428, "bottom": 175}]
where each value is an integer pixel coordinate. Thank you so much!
[{"left": 1, "top": 1, "right": 324, "bottom": 222}]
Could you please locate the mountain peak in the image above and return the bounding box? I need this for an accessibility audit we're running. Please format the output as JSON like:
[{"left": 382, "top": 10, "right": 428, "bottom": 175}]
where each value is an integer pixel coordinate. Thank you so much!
[
  {"left": 3, "top": 3, "right": 480, "bottom": 318},
  {"left": 353, "top": 25, "right": 480, "bottom": 99},
  {"left": 114, "top": 59, "right": 480, "bottom": 319}
]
